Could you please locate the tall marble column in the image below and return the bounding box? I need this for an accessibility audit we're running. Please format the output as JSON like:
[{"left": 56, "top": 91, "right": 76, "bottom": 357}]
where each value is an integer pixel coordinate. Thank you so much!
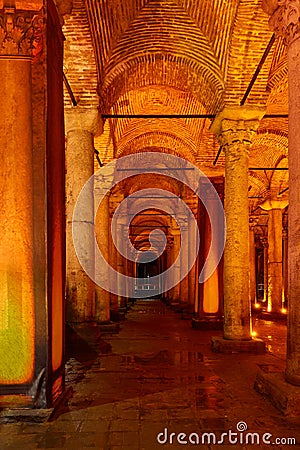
[
  {"left": 249, "top": 219, "right": 257, "bottom": 306},
  {"left": 260, "top": 236, "right": 269, "bottom": 306},
  {"left": 0, "top": 5, "right": 39, "bottom": 386},
  {"left": 0, "top": 1, "right": 67, "bottom": 407},
  {"left": 262, "top": 0, "right": 300, "bottom": 386},
  {"left": 169, "top": 229, "right": 181, "bottom": 303},
  {"left": 94, "top": 175, "right": 111, "bottom": 324},
  {"left": 267, "top": 208, "right": 283, "bottom": 313},
  {"left": 259, "top": 200, "right": 287, "bottom": 313},
  {"left": 179, "top": 219, "right": 189, "bottom": 306},
  {"left": 188, "top": 213, "right": 197, "bottom": 311},
  {"left": 282, "top": 221, "right": 288, "bottom": 307},
  {"left": 65, "top": 107, "right": 101, "bottom": 323},
  {"left": 210, "top": 106, "right": 265, "bottom": 351}
]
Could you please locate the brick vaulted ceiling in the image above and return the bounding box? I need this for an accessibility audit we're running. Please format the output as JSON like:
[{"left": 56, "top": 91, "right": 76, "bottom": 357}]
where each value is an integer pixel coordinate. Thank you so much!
[{"left": 63, "top": 0, "right": 289, "bottom": 213}]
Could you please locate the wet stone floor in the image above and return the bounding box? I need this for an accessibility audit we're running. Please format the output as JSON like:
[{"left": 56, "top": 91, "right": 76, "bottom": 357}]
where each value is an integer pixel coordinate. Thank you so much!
[{"left": 1, "top": 300, "right": 300, "bottom": 449}]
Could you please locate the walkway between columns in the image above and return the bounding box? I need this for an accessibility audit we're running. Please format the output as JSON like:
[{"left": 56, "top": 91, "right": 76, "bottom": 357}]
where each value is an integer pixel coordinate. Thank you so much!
[{"left": 0, "top": 301, "right": 299, "bottom": 449}]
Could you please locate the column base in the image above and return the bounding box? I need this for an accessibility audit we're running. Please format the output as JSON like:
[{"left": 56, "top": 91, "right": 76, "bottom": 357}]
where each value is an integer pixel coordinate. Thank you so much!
[
  {"left": 110, "top": 310, "right": 126, "bottom": 322},
  {"left": 259, "top": 311, "right": 288, "bottom": 322},
  {"left": 180, "top": 306, "right": 195, "bottom": 320},
  {"left": 254, "top": 371, "right": 300, "bottom": 415},
  {"left": 66, "top": 322, "right": 102, "bottom": 346},
  {"left": 97, "top": 321, "right": 120, "bottom": 333},
  {"left": 0, "top": 387, "right": 73, "bottom": 423},
  {"left": 192, "top": 316, "right": 223, "bottom": 330},
  {"left": 211, "top": 336, "right": 266, "bottom": 353}
]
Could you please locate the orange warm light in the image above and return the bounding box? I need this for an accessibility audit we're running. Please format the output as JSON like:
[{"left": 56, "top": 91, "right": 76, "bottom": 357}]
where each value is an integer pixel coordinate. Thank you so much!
[
  {"left": 51, "top": 215, "right": 64, "bottom": 372},
  {"left": 0, "top": 264, "right": 35, "bottom": 384},
  {"left": 281, "top": 308, "right": 287, "bottom": 314},
  {"left": 251, "top": 331, "right": 257, "bottom": 337},
  {"left": 203, "top": 269, "right": 219, "bottom": 314},
  {"left": 254, "top": 303, "right": 260, "bottom": 309}
]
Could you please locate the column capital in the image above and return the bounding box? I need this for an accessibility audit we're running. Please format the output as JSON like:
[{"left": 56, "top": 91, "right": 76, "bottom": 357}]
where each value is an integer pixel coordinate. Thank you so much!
[
  {"left": 0, "top": 4, "right": 44, "bottom": 59},
  {"left": 262, "top": 0, "right": 300, "bottom": 45},
  {"left": 210, "top": 105, "right": 265, "bottom": 151},
  {"left": 65, "top": 107, "right": 103, "bottom": 136},
  {"left": 260, "top": 236, "right": 269, "bottom": 247},
  {"left": 249, "top": 217, "right": 259, "bottom": 229},
  {"left": 259, "top": 198, "right": 288, "bottom": 210}
]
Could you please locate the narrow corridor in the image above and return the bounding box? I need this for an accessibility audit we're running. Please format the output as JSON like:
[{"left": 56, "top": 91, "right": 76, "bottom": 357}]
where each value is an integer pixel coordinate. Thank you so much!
[{"left": 0, "top": 300, "right": 299, "bottom": 449}]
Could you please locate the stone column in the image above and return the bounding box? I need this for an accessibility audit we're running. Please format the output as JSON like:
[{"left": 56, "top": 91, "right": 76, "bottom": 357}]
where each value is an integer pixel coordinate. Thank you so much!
[
  {"left": 260, "top": 237, "right": 269, "bottom": 306},
  {"left": 210, "top": 106, "right": 265, "bottom": 352},
  {"left": 0, "top": 4, "right": 43, "bottom": 385},
  {"left": 188, "top": 214, "right": 197, "bottom": 310},
  {"left": 179, "top": 219, "right": 189, "bottom": 306},
  {"left": 268, "top": 208, "right": 283, "bottom": 313},
  {"left": 282, "top": 223, "right": 288, "bottom": 307},
  {"left": 259, "top": 200, "right": 287, "bottom": 313},
  {"left": 65, "top": 107, "right": 101, "bottom": 323},
  {"left": 94, "top": 174, "right": 112, "bottom": 324},
  {"left": 169, "top": 229, "right": 181, "bottom": 303},
  {"left": 262, "top": 0, "right": 300, "bottom": 386},
  {"left": 249, "top": 219, "right": 257, "bottom": 306}
]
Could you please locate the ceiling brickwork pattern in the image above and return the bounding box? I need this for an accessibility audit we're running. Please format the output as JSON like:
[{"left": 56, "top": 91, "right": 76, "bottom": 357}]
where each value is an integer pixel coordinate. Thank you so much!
[{"left": 63, "top": 0, "right": 289, "bottom": 215}]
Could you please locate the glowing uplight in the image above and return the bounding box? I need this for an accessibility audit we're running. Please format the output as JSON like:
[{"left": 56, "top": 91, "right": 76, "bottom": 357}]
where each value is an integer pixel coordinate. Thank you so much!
[
  {"left": 251, "top": 331, "right": 257, "bottom": 337},
  {"left": 254, "top": 303, "right": 260, "bottom": 309},
  {"left": 281, "top": 308, "right": 287, "bottom": 314}
]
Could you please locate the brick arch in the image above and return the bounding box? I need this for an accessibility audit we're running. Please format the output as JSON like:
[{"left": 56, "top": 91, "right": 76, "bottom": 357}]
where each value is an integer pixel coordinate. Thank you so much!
[
  {"left": 117, "top": 130, "right": 197, "bottom": 163},
  {"left": 100, "top": 55, "right": 224, "bottom": 115}
]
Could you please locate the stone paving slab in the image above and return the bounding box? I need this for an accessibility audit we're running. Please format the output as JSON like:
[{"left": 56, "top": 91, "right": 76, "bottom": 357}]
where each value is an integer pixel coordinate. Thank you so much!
[{"left": 0, "top": 300, "right": 300, "bottom": 449}]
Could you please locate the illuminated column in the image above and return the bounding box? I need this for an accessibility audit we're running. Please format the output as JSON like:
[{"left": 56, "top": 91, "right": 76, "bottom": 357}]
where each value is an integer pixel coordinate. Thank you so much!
[
  {"left": 179, "top": 219, "right": 189, "bottom": 305},
  {"left": 210, "top": 106, "right": 265, "bottom": 346},
  {"left": 94, "top": 172, "right": 113, "bottom": 324},
  {"left": 268, "top": 207, "right": 283, "bottom": 313},
  {"left": 169, "top": 229, "right": 181, "bottom": 302},
  {"left": 202, "top": 187, "right": 221, "bottom": 317},
  {"left": 65, "top": 107, "right": 101, "bottom": 323},
  {"left": 261, "top": 237, "right": 269, "bottom": 305},
  {"left": 0, "top": 6, "right": 39, "bottom": 387},
  {"left": 0, "top": 1, "right": 66, "bottom": 408},
  {"left": 282, "top": 221, "right": 288, "bottom": 306},
  {"left": 173, "top": 230, "right": 181, "bottom": 302},
  {"left": 117, "top": 221, "right": 126, "bottom": 309},
  {"left": 262, "top": 0, "right": 300, "bottom": 385},
  {"left": 188, "top": 213, "right": 197, "bottom": 310},
  {"left": 259, "top": 201, "right": 287, "bottom": 313},
  {"left": 249, "top": 219, "right": 257, "bottom": 306}
]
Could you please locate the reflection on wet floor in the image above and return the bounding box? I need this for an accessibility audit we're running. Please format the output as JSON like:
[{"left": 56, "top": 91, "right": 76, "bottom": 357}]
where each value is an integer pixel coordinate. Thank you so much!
[
  {"left": 253, "top": 318, "right": 287, "bottom": 359},
  {"left": 1, "top": 299, "right": 300, "bottom": 450},
  {"left": 121, "top": 350, "right": 204, "bottom": 367}
]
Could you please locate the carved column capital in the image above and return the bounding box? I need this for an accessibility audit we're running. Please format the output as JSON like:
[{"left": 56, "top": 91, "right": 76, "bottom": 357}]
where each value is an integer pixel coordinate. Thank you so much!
[
  {"left": 65, "top": 107, "right": 102, "bottom": 136},
  {"left": 260, "top": 236, "right": 269, "bottom": 248},
  {"left": 259, "top": 198, "right": 289, "bottom": 210},
  {"left": 249, "top": 217, "right": 259, "bottom": 229},
  {"left": 0, "top": 6, "right": 44, "bottom": 59},
  {"left": 210, "top": 106, "right": 265, "bottom": 155},
  {"left": 263, "top": 0, "right": 300, "bottom": 45}
]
